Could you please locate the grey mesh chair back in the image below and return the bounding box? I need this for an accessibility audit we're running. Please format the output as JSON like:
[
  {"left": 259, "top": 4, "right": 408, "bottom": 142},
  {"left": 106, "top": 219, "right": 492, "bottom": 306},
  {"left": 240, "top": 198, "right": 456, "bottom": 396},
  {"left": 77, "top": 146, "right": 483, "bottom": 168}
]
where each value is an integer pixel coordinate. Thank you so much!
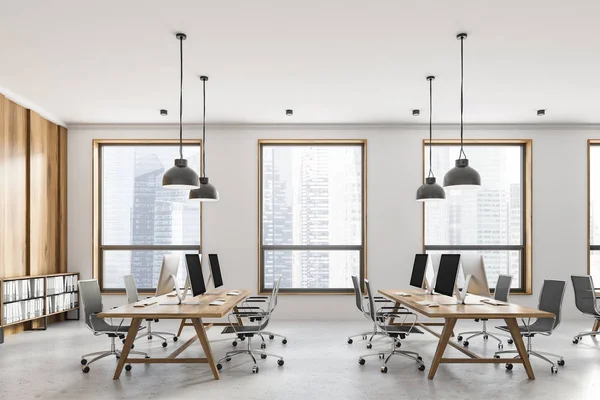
[
  {"left": 538, "top": 279, "right": 566, "bottom": 330},
  {"left": 351, "top": 275, "right": 363, "bottom": 312},
  {"left": 364, "top": 279, "right": 377, "bottom": 322},
  {"left": 123, "top": 275, "right": 139, "bottom": 304},
  {"left": 494, "top": 275, "right": 512, "bottom": 302},
  {"left": 267, "top": 277, "right": 282, "bottom": 315},
  {"left": 571, "top": 275, "right": 599, "bottom": 315},
  {"left": 78, "top": 280, "right": 104, "bottom": 331}
]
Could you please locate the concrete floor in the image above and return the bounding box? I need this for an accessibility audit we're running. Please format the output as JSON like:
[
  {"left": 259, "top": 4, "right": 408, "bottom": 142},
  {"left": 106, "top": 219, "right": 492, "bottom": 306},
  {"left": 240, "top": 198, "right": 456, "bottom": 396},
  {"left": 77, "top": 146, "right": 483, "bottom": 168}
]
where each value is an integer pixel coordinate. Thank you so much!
[{"left": 1, "top": 319, "right": 599, "bottom": 400}]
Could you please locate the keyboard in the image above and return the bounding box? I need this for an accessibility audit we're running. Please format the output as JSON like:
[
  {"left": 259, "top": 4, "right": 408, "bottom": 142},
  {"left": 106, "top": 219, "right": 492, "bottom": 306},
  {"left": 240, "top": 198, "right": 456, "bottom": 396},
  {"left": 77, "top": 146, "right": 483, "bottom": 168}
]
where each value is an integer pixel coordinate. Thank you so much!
[
  {"left": 227, "top": 291, "right": 240, "bottom": 296},
  {"left": 395, "top": 292, "right": 412, "bottom": 297},
  {"left": 210, "top": 299, "right": 226, "bottom": 306},
  {"left": 133, "top": 300, "right": 157, "bottom": 307},
  {"left": 481, "top": 299, "right": 508, "bottom": 306},
  {"left": 416, "top": 300, "right": 439, "bottom": 307}
]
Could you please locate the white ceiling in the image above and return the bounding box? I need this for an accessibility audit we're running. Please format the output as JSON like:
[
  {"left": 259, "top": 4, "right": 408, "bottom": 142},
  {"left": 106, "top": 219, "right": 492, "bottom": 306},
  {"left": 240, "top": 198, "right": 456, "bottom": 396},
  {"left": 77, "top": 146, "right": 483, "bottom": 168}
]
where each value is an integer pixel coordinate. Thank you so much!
[{"left": 1, "top": 0, "right": 599, "bottom": 125}]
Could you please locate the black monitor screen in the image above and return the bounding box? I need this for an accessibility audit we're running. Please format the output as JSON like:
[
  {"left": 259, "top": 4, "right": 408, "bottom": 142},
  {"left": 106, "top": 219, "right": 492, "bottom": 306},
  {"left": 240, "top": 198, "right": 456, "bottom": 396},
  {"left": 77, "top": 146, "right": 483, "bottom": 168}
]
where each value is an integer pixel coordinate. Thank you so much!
[
  {"left": 185, "top": 254, "right": 206, "bottom": 296},
  {"left": 434, "top": 254, "right": 461, "bottom": 297},
  {"left": 409, "top": 254, "right": 428, "bottom": 289},
  {"left": 208, "top": 254, "right": 223, "bottom": 288}
]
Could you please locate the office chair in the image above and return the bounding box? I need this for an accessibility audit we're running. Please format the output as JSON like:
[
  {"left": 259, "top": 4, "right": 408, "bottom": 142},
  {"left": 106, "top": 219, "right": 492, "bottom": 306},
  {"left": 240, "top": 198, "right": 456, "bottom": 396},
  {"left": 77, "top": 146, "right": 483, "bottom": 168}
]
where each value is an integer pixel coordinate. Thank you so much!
[
  {"left": 229, "top": 283, "right": 288, "bottom": 348},
  {"left": 571, "top": 275, "right": 600, "bottom": 344},
  {"left": 123, "top": 274, "right": 178, "bottom": 347},
  {"left": 347, "top": 275, "right": 404, "bottom": 349},
  {"left": 494, "top": 279, "right": 566, "bottom": 374},
  {"left": 457, "top": 274, "right": 513, "bottom": 349},
  {"left": 357, "top": 279, "right": 425, "bottom": 373},
  {"left": 217, "top": 277, "right": 285, "bottom": 374},
  {"left": 78, "top": 279, "right": 148, "bottom": 373}
]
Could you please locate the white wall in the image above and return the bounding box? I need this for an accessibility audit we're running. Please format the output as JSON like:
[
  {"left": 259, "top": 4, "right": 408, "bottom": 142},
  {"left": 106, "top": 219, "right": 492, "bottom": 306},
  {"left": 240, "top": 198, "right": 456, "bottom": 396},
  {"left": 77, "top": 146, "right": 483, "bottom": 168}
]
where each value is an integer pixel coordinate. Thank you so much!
[{"left": 68, "top": 124, "right": 596, "bottom": 320}]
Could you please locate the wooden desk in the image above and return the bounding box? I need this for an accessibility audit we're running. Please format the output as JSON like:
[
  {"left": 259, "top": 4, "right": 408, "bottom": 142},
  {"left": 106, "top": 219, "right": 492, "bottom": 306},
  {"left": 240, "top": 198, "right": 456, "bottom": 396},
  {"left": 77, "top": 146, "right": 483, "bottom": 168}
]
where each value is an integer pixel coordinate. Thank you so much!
[
  {"left": 379, "top": 289, "right": 554, "bottom": 380},
  {"left": 98, "top": 288, "right": 252, "bottom": 380}
]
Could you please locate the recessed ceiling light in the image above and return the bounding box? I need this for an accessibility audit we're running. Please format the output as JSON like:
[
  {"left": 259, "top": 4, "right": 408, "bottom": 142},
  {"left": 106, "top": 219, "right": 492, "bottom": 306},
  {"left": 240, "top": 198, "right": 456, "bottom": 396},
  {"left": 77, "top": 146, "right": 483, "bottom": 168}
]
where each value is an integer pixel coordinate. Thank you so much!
[
  {"left": 537, "top": 109, "right": 546, "bottom": 116},
  {"left": 286, "top": 109, "right": 293, "bottom": 116},
  {"left": 160, "top": 109, "right": 168, "bottom": 116},
  {"left": 412, "top": 109, "right": 420, "bottom": 116}
]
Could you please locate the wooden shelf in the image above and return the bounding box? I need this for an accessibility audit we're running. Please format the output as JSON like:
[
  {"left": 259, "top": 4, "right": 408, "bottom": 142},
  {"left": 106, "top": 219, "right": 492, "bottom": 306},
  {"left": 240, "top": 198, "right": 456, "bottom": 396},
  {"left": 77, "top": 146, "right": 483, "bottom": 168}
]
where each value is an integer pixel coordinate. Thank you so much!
[
  {"left": 1, "top": 273, "right": 81, "bottom": 329},
  {"left": 2, "top": 272, "right": 79, "bottom": 282},
  {"left": 46, "top": 307, "right": 79, "bottom": 317}
]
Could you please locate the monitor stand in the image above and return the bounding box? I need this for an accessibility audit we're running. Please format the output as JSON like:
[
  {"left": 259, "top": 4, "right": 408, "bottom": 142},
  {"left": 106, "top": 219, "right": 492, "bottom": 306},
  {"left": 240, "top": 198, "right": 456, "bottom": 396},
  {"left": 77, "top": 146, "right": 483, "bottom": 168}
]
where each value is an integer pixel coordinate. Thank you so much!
[
  {"left": 437, "top": 275, "right": 474, "bottom": 305},
  {"left": 159, "top": 275, "right": 185, "bottom": 305}
]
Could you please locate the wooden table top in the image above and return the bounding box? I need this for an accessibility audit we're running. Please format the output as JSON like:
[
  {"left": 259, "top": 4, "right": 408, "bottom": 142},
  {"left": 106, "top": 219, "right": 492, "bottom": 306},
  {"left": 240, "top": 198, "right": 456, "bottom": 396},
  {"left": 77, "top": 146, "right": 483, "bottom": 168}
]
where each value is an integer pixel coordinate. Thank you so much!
[
  {"left": 379, "top": 289, "right": 553, "bottom": 319},
  {"left": 98, "top": 289, "right": 252, "bottom": 319}
]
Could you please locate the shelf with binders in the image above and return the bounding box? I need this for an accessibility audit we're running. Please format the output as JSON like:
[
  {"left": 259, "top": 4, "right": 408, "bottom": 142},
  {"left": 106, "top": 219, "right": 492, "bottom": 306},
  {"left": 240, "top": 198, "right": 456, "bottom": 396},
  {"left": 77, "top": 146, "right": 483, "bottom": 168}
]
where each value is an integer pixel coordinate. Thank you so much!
[{"left": 0, "top": 272, "right": 80, "bottom": 330}]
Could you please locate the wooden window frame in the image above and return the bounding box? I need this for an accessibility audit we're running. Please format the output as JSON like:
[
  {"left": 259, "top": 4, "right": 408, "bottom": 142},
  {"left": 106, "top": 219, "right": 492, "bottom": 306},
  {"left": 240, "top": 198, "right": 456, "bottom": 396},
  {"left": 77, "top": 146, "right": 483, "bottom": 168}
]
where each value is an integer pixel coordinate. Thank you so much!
[
  {"left": 258, "top": 139, "right": 367, "bottom": 295},
  {"left": 92, "top": 139, "right": 202, "bottom": 294},
  {"left": 422, "top": 139, "right": 533, "bottom": 294}
]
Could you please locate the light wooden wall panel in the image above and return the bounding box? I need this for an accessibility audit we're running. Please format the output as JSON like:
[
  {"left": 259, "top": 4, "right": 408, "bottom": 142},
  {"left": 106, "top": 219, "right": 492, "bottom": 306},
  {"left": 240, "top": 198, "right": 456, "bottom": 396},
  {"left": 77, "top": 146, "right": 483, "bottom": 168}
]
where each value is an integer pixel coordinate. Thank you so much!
[
  {"left": 29, "top": 111, "right": 59, "bottom": 276},
  {"left": 58, "top": 126, "right": 67, "bottom": 273},
  {"left": 0, "top": 95, "right": 28, "bottom": 278},
  {"left": 0, "top": 95, "right": 29, "bottom": 335}
]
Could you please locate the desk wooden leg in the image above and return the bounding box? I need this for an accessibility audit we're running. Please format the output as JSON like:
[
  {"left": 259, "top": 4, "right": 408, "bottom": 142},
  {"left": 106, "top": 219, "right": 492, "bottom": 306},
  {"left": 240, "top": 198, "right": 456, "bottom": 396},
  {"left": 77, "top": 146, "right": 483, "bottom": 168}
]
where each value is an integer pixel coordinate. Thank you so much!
[
  {"left": 113, "top": 317, "right": 142, "bottom": 380},
  {"left": 428, "top": 317, "right": 457, "bottom": 380},
  {"left": 592, "top": 320, "right": 600, "bottom": 337},
  {"left": 177, "top": 319, "right": 187, "bottom": 337},
  {"left": 504, "top": 318, "right": 535, "bottom": 380},
  {"left": 192, "top": 318, "right": 220, "bottom": 380}
]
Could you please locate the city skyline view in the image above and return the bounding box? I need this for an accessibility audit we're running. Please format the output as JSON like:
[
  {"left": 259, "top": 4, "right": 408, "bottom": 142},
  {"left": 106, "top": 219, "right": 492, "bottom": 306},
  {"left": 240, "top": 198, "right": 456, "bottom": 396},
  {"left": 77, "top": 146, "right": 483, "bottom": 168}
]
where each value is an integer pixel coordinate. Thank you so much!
[
  {"left": 261, "top": 144, "right": 363, "bottom": 290},
  {"left": 425, "top": 144, "right": 524, "bottom": 288},
  {"left": 101, "top": 145, "right": 200, "bottom": 289}
]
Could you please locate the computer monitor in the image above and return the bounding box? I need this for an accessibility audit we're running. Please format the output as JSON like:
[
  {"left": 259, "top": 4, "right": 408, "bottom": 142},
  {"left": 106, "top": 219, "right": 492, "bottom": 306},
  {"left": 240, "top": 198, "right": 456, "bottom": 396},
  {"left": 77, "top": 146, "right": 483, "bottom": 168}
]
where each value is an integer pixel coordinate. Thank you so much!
[
  {"left": 461, "top": 254, "right": 491, "bottom": 297},
  {"left": 208, "top": 254, "right": 224, "bottom": 289},
  {"left": 409, "top": 254, "right": 429, "bottom": 289},
  {"left": 185, "top": 254, "right": 206, "bottom": 297},
  {"left": 155, "top": 254, "right": 180, "bottom": 296},
  {"left": 434, "top": 254, "right": 461, "bottom": 297}
]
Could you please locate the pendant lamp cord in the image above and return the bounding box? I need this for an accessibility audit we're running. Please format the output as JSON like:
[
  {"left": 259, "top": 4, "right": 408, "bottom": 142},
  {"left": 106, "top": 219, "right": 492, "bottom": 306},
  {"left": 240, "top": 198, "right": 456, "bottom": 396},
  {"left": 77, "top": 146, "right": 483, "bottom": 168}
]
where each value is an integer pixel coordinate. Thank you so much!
[
  {"left": 459, "top": 35, "right": 467, "bottom": 160},
  {"left": 178, "top": 36, "right": 184, "bottom": 160},
  {"left": 202, "top": 78, "right": 207, "bottom": 178},
  {"left": 428, "top": 77, "right": 434, "bottom": 178}
]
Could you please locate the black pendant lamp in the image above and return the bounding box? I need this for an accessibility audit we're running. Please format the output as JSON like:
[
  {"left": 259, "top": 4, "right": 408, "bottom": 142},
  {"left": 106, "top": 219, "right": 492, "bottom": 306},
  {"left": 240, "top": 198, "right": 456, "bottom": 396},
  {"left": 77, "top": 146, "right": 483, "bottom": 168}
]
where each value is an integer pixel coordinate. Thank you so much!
[
  {"left": 416, "top": 76, "right": 445, "bottom": 202},
  {"left": 162, "top": 33, "right": 200, "bottom": 189},
  {"left": 443, "top": 33, "right": 481, "bottom": 190},
  {"left": 189, "top": 76, "right": 219, "bottom": 201}
]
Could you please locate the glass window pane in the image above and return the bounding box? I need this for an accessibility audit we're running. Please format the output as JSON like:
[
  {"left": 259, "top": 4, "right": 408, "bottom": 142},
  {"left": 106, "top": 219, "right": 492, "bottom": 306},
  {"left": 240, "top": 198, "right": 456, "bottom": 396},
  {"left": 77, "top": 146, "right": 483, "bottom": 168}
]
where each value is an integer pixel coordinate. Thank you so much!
[
  {"left": 263, "top": 250, "right": 360, "bottom": 289},
  {"left": 262, "top": 145, "right": 363, "bottom": 246},
  {"left": 590, "top": 251, "right": 600, "bottom": 284},
  {"left": 426, "top": 250, "right": 521, "bottom": 290},
  {"left": 590, "top": 146, "right": 600, "bottom": 246},
  {"left": 101, "top": 145, "right": 200, "bottom": 245},
  {"left": 102, "top": 250, "right": 194, "bottom": 290},
  {"left": 424, "top": 145, "right": 523, "bottom": 246}
]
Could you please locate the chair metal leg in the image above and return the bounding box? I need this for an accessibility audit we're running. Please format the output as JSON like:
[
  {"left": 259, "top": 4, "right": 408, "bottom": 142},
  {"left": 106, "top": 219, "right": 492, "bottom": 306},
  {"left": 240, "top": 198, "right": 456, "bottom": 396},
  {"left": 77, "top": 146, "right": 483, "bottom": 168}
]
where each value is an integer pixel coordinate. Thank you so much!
[
  {"left": 129, "top": 350, "right": 149, "bottom": 357},
  {"left": 457, "top": 330, "right": 483, "bottom": 337},
  {"left": 82, "top": 350, "right": 111, "bottom": 359},
  {"left": 529, "top": 351, "right": 557, "bottom": 367},
  {"left": 86, "top": 352, "right": 114, "bottom": 366},
  {"left": 465, "top": 332, "right": 485, "bottom": 341},
  {"left": 531, "top": 350, "right": 563, "bottom": 360}
]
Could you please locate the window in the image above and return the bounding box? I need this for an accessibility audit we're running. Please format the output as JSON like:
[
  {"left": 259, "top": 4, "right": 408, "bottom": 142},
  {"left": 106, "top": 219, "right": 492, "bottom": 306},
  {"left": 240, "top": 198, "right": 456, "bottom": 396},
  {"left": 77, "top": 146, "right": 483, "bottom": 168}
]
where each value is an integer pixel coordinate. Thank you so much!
[
  {"left": 93, "top": 141, "right": 202, "bottom": 292},
  {"left": 589, "top": 141, "right": 600, "bottom": 282},
  {"left": 259, "top": 140, "right": 366, "bottom": 294},
  {"left": 423, "top": 140, "right": 532, "bottom": 293}
]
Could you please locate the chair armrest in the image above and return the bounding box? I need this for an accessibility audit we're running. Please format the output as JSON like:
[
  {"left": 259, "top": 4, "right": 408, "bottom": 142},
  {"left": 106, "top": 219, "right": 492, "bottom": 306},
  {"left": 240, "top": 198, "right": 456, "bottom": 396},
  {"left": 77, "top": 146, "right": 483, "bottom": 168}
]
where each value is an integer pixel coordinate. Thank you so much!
[
  {"left": 235, "top": 306, "right": 262, "bottom": 310},
  {"left": 374, "top": 299, "right": 391, "bottom": 303},
  {"left": 248, "top": 296, "right": 269, "bottom": 299},
  {"left": 244, "top": 299, "right": 268, "bottom": 303},
  {"left": 379, "top": 306, "right": 407, "bottom": 310}
]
